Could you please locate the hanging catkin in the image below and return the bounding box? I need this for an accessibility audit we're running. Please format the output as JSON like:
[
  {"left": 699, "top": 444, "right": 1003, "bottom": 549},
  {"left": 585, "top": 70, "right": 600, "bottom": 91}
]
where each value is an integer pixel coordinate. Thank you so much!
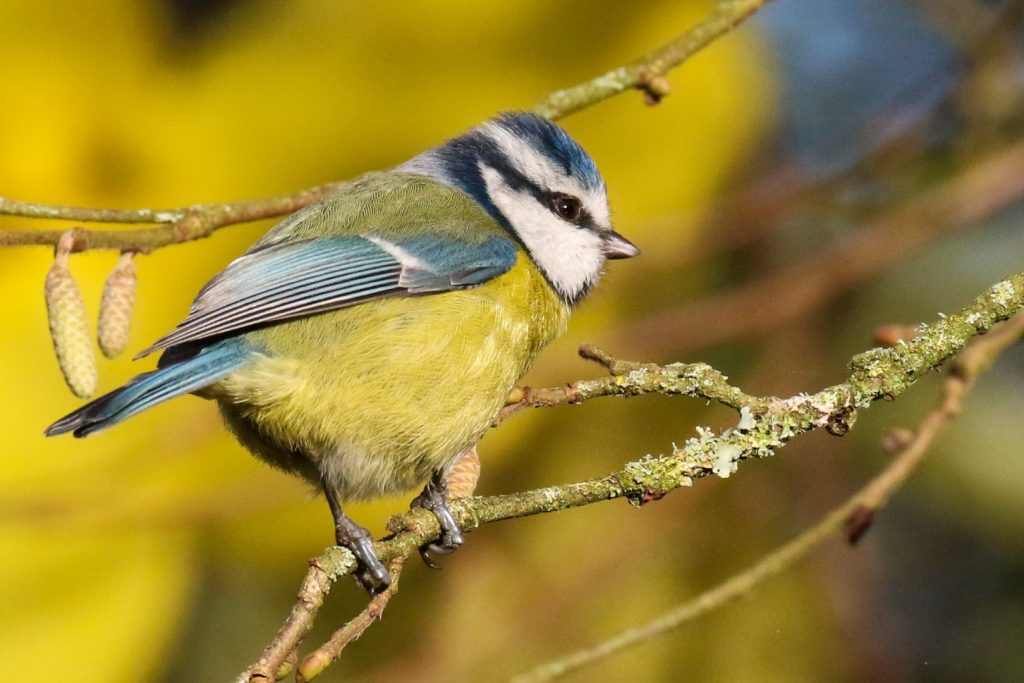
[
  {"left": 445, "top": 448, "right": 481, "bottom": 499},
  {"left": 97, "top": 251, "right": 137, "bottom": 358},
  {"left": 45, "top": 232, "right": 97, "bottom": 398}
]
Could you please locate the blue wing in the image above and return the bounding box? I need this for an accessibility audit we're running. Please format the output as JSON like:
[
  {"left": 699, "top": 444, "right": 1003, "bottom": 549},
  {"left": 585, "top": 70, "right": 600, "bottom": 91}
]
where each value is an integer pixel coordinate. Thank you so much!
[{"left": 137, "top": 233, "right": 518, "bottom": 357}]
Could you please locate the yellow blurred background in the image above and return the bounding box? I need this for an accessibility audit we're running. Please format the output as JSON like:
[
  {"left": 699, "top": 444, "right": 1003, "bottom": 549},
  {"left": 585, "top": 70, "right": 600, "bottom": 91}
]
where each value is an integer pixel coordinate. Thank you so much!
[{"left": 3, "top": 1, "right": 1023, "bottom": 681}]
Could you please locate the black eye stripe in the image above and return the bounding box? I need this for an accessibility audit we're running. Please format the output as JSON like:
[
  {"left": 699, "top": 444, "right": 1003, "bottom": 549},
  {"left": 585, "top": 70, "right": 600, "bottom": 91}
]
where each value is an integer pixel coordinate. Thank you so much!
[
  {"left": 442, "top": 133, "right": 600, "bottom": 234},
  {"left": 577, "top": 210, "right": 597, "bottom": 231}
]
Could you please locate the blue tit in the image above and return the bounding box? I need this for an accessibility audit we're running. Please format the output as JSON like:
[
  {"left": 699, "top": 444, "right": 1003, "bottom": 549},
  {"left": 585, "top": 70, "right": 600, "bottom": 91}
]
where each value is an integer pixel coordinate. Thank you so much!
[{"left": 46, "top": 112, "right": 639, "bottom": 591}]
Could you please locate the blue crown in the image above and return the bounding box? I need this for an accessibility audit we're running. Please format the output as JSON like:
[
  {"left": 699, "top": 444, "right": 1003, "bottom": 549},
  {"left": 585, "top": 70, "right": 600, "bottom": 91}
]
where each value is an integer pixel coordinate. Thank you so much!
[
  {"left": 492, "top": 112, "right": 603, "bottom": 191},
  {"left": 418, "top": 112, "right": 604, "bottom": 235}
]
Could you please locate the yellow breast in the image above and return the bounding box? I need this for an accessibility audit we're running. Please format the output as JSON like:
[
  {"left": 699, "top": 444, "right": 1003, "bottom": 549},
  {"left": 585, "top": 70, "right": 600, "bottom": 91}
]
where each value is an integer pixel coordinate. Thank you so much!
[{"left": 212, "top": 254, "right": 569, "bottom": 500}]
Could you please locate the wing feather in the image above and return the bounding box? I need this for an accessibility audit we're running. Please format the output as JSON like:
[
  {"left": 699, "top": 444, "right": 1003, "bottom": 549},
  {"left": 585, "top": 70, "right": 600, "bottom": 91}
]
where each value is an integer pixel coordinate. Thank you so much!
[{"left": 138, "top": 233, "right": 517, "bottom": 357}]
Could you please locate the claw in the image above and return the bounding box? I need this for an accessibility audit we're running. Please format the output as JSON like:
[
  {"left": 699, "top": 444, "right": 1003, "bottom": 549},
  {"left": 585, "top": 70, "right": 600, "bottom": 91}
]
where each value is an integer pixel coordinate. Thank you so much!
[
  {"left": 323, "top": 481, "right": 391, "bottom": 595},
  {"left": 419, "top": 547, "right": 442, "bottom": 570},
  {"left": 344, "top": 528, "right": 392, "bottom": 594}
]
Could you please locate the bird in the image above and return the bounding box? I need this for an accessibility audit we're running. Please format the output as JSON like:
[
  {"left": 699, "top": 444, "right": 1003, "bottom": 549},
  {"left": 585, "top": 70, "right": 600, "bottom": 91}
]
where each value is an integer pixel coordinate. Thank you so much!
[{"left": 45, "top": 112, "right": 639, "bottom": 592}]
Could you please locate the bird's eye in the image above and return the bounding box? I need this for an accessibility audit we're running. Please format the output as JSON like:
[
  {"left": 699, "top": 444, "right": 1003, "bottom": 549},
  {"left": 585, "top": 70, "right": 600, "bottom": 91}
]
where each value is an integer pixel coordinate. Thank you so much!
[{"left": 549, "top": 195, "right": 583, "bottom": 223}]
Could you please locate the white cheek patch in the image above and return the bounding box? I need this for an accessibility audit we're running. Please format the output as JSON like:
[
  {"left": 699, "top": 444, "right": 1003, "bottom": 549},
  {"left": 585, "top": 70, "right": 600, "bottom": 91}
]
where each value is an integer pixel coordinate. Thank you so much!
[{"left": 480, "top": 164, "right": 604, "bottom": 301}]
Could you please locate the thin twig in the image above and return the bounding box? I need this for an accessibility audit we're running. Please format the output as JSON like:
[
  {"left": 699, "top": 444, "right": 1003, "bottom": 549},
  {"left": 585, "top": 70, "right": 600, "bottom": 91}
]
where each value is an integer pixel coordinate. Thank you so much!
[
  {"left": 295, "top": 559, "right": 406, "bottom": 683},
  {"left": 512, "top": 312, "right": 1024, "bottom": 683},
  {"left": 239, "top": 272, "right": 1024, "bottom": 681},
  {"left": 241, "top": 558, "right": 336, "bottom": 681},
  {"left": 531, "top": 0, "right": 777, "bottom": 118},
  {"left": 0, "top": 182, "right": 348, "bottom": 252}
]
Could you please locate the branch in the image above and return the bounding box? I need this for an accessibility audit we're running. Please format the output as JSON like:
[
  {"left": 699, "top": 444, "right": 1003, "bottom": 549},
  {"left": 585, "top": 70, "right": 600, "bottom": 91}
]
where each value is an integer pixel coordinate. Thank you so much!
[
  {"left": 512, "top": 311, "right": 1024, "bottom": 682},
  {"left": 531, "top": 0, "right": 777, "bottom": 118},
  {"left": 240, "top": 272, "right": 1024, "bottom": 681},
  {"left": 241, "top": 555, "right": 337, "bottom": 682},
  {"left": 295, "top": 558, "right": 406, "bottom": 682},
  {"left": 496, "top": 343, "right": 766, "bottom": 425},
  {"left": 0, "top": 0, "right": 774, "bottom": 253},
  {"left": 0, "top": 183, "right": 347, "bottom": 252}
]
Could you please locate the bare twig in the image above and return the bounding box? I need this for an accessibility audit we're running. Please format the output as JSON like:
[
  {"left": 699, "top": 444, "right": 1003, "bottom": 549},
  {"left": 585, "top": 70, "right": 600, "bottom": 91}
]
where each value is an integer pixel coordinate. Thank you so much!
[
  {"left": 239, "top": 272, "right": 1024, "bottom": 681},
  {"left": 0, "top": 182, "right": 348, "bottom": 252},
  {"left": 512, "top": 312, "right": 1024, "bottom": 683},
  {"left": 293, "top": 559, "right": 406, "bottom": 683},
  {"left": 241, "top": 557, "right": 336, "bottom": 682},
  {"left": 531, "top": 0, "right": 777, "bottom": 118}
]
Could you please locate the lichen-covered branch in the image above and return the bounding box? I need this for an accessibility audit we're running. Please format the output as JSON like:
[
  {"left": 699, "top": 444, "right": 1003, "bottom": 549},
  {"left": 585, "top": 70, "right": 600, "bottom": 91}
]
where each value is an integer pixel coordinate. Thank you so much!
[
  {"left": 512, "top": 311, "right": 1024, "bottom": 683},
  {"left": 240, "top": 272, "right": 1024, "bottom": 681},
  {"left": 497, "top": 343, "right": 766, "bottom": 425},
  {"left": 0, "top": 0, "right": 773, "bottom": 254}
]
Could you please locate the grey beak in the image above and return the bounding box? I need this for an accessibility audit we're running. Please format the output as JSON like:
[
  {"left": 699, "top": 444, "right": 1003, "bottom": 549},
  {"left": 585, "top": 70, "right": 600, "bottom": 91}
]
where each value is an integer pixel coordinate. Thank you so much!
[{"left": 602, "top": 230, "right": 640, "bottom": 260}]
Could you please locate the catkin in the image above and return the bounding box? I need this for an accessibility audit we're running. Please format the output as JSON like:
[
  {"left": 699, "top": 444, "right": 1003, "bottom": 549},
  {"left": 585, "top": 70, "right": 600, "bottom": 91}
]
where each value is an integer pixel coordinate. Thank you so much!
[
  {"left": 446, "top": 447, "right": 481, "bottom": 499},
  {"left": 45, "top": 233, "right": 97, "bottom": 398},
  {"left": 97, "top": 251, "right": 137, "bottom": 358}
]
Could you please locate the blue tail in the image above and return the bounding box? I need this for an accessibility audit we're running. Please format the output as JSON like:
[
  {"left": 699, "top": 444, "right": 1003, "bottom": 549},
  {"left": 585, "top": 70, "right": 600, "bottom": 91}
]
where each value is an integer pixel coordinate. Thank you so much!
[{"left": 45, "top": 339, "right": 249, "bottom": 438}]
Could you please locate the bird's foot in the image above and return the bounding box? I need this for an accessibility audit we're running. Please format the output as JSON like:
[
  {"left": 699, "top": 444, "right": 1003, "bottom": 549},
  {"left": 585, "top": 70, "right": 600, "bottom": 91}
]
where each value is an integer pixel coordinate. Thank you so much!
[
  {"left": 411, "top": 477, "right": 463, "bottom": 569},
  {"left": 334, "top": 513, "right": 391, "bottom": 594}
]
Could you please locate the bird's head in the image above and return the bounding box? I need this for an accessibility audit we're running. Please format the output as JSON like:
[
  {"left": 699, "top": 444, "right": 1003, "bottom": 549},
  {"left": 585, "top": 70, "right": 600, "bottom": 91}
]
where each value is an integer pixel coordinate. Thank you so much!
[{"left": 399, "top": 112, "right": 638, "bottom": 305}]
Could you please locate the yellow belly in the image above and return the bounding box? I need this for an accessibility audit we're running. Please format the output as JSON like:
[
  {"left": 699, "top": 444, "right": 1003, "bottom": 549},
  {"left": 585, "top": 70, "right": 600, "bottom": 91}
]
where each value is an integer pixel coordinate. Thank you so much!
[{"left": 210, "top": 256, "right": 568, "bottom": 500}]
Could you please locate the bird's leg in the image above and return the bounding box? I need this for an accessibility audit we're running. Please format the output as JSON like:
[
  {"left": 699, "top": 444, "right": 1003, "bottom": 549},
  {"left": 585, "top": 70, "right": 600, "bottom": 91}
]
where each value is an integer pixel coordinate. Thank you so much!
[
  {"left": 323, "top": 483, "right": 391, "bottom": 594},
  {"left": 410, "top": 469, "right": 464, "bottom": 568}
]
